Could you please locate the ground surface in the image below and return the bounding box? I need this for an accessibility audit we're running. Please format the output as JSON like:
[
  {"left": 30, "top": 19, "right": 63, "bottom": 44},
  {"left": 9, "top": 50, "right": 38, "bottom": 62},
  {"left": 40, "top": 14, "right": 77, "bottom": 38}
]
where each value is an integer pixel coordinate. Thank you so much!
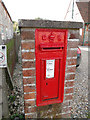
[
  {"left": 8, "top": 46, "right": 89, "bottom": 118},
  {"left": 8, "top": 47, "right": 24, "bottom": 118},
  {"left": 71, "top": 46, "right": 89, "bottom": 118}
]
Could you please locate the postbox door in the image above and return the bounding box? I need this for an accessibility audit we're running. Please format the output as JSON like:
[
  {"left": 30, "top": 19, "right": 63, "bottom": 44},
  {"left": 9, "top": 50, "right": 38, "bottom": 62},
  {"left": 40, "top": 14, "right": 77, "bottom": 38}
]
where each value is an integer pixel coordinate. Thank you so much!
[
  {"left": 40, "top": 58, "right": 62, "bottom": 101},
  {"left": 35, "top": 29, "right": 68, "bottom": 106}
]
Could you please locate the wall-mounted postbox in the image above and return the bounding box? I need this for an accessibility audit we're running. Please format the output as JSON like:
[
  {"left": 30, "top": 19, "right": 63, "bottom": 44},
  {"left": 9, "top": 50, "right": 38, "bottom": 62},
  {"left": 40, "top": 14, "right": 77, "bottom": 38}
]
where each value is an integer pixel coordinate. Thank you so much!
[{"left": 35, "top": 29, "right": 68, "bottom": 106}]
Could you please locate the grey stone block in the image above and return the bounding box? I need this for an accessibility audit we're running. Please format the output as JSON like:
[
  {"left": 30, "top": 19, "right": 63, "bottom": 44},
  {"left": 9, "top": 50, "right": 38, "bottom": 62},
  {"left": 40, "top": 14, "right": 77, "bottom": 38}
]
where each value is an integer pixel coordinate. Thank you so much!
[{"left": 19, "top": 19, "right": 83, "bottom": 29}]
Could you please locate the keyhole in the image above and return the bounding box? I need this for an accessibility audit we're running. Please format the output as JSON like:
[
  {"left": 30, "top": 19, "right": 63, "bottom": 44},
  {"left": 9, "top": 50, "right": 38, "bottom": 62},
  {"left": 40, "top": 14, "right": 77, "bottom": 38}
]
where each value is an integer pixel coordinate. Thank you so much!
[{"left": 46, "top": 83, "right": 48, "bottom": 85}]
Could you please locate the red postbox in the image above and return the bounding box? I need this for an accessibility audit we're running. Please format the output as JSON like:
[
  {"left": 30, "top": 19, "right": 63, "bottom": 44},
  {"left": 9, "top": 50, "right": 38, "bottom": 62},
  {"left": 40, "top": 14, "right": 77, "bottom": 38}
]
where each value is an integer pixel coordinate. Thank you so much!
[{"left": 35, "top": 29, "right": 68, "bottom": 106}]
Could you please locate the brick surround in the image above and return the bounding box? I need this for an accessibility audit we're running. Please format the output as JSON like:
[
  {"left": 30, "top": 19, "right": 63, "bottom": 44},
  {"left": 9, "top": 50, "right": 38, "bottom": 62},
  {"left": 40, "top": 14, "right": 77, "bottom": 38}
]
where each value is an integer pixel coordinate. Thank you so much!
[{"left": 19, "top": 20, "right": 83, "bottom": 118}]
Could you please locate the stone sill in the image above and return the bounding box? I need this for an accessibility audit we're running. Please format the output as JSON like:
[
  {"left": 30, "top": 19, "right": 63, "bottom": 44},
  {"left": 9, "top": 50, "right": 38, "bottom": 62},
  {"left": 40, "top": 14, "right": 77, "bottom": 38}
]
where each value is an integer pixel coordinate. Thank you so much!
[{"left": 19, "top": 19, "right": 83, "bottom": 29}]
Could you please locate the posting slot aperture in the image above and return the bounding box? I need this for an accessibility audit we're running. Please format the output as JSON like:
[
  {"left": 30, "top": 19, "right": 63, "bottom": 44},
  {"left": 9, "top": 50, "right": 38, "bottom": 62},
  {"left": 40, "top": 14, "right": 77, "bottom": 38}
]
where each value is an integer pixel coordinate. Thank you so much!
[{"left": 43, "top": 47, "right": 63, "bottom": 50}]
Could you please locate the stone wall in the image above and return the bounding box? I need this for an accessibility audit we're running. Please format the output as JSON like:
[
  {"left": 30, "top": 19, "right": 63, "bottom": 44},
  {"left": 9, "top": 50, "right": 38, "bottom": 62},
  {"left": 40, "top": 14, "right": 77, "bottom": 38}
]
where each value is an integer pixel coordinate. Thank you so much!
[
  {"left": 0, "top": 1, "right": 13, "bottom": 41},
  {"left": 0, "top": 1, "right": 21, "bottom": 119},
  {"left": 19, "top": 20, "right": 83, "bottom": 118},
  {"left": 6, "top": 34, "right": 21, "bottom": 77}
]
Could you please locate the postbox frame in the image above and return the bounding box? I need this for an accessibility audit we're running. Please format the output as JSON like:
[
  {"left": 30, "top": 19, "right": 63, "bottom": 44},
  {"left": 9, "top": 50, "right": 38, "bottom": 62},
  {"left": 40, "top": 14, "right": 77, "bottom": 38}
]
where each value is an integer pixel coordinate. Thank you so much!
[{"left": 35, "top": 29, "right": 68, "bottom": 106}]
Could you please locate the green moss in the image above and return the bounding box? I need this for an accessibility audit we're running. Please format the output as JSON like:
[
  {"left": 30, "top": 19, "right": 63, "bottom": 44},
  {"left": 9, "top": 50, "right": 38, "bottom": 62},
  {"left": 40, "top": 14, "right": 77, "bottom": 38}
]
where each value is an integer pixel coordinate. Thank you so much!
[
  {"left": 9, "top": 95, "right": 16, "bottom": 102},
  {"left": 87, "top": 112, "right": 90, "bottom": 118},
  {"left": 10, "top": 113, "right": 24, "bottom": 120},
  {"left": 6, "top": 39, "right": 15, "bottom": 74},
  {"left": 7, "top": 39, "right": 14, "bottom": 50}
]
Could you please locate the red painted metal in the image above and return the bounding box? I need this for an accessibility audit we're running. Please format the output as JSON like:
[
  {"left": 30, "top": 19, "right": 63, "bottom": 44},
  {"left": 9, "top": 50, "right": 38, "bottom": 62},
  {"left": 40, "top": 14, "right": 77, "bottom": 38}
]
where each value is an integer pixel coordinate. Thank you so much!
[
  {"left": 77, "top": 47, "right": 81, "bottom": 54},
  {"left": 35, "top": 29, "right": 68, "bottom": 106}
]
